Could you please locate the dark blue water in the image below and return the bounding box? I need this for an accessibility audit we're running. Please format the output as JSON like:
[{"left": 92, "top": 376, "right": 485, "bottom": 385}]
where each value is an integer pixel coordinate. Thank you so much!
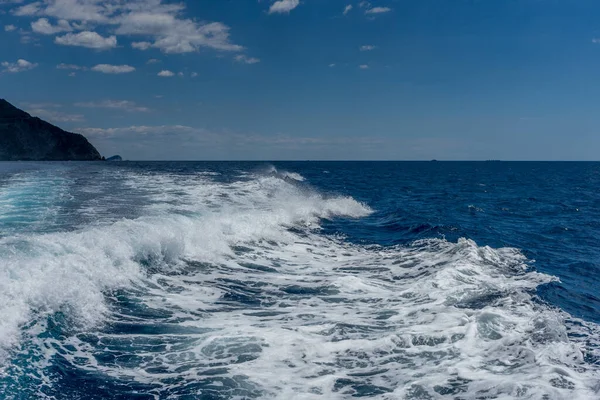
[
  {"left": 301, "top": 161, "right": 600, "bottom": 324},
  {"left": 0, "top": 161, "right": 598, "bottom": 399}
]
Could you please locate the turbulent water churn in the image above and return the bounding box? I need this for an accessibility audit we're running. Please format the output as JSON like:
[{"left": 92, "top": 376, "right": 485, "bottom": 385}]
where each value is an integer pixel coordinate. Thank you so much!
[{"left": 0, "top": 161, "right": 599, "bottom": 399}]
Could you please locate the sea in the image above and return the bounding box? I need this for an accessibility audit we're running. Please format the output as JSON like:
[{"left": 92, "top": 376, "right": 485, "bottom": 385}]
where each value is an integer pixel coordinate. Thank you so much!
[{"left": 0, "top": 161, "right": 598, "bottom": 399}]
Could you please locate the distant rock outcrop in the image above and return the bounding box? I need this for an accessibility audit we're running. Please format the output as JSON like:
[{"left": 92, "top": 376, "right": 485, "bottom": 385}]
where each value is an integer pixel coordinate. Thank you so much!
[
  {"left": 106, "top": 155, "right": 122, "bottom": 161},
  {"left": 0, "top": 99, "right": 102, "bottom": 161}
]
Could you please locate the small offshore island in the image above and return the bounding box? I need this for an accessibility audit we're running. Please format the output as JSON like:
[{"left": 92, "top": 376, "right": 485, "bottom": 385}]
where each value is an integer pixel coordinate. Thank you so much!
[{"left": 0, "top": 99, "right": 102, "bottom": 161}]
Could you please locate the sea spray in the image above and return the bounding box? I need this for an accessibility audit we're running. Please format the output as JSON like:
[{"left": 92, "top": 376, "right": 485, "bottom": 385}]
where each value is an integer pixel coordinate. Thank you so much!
[{"left": 0, "top": 162, "right": 598, "bottom": 399}]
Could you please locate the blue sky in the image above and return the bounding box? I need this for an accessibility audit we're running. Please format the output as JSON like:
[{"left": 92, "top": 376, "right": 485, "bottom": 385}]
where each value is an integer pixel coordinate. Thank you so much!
[{"left": 1, "top": 0, "right": 600, "bottom": 160}]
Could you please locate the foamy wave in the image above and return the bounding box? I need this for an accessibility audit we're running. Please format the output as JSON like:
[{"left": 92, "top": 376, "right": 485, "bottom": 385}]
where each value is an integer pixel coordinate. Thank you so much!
[
  {"left": 0, "top": 170, "right": 370, "bottom": 363},
  {"left": 0, "top": 168, "right": 598, "bottom": 399},
  {"left": 17, "top": 234, "right": 598, "bottom": 399},
  {"left": 262, "top": 164, "right": 306, "bottom": 181}
]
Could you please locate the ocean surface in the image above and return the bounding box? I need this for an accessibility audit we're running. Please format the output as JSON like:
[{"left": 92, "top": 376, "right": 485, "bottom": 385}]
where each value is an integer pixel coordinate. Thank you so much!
[{"left": 0, "top": 161, "right": 599, "bottom": 399}]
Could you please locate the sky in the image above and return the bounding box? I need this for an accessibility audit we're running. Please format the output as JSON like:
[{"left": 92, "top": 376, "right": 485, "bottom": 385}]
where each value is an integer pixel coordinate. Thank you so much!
[{"left": 1, "top": 0, "right": 600, "bottom": 160}]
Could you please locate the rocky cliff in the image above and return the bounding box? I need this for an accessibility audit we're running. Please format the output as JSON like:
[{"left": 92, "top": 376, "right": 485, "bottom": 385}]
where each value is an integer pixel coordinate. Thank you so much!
[{"left": 0, "top": 99, "right": 102, "bottom": 161}]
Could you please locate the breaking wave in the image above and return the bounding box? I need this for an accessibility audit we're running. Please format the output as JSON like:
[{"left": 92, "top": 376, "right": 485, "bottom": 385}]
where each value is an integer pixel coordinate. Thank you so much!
[{"left": 0, "top": 165, "right": 598, "bottom": 399}]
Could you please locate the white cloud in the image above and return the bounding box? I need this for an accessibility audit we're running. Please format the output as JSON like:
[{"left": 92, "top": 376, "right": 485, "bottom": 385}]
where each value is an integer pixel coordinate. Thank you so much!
[
  {"left": 132, "top": 41, "right": 151, "bottom": 50},
  {"left": 360, "top": 45, "right": 376, "bottom": 51},
  {"left": 343, "top": 5, "right": 352, "bottom": 15},
  {"left": 268, "top": 0, "right": 299, "bottom": 14},
  {"left": 178, "top": 71, "right": 184, "bottom": 77},
  {"left": 115, "top": 10, "right": 243, "bottom": 53},
  {"left": 12, "top": 1, "right": 41, "bottom": 16},
  {"left": 1, "top": 58, "right": 38, "bottom": 73},
  {"left": 4, "top": 24, "right": 16, "bottom": 31},
  {"left": 79, "top": 124, "right": 208, "bottom": 138},
  {"left": 78, "top": 124, "right": 384, "bottom": 148},
  {"left": 191, "top": 72, "right": 197, "bottom": 77},
  {"left": 44, "top": 1, "right": 108, "bottom": 22},
  {"left": 10, "top": 0, "right": 245, "bottom": 56},
  {"left": 593, "top": 38, "right": 600, "bottom": 44},
  {"left": 19, "top": 34, "right": 38, "bottom": 44},
  {"left": 21, "top": 103, "right": 84, "bottom": 122},
  {"left": 328, "top": 63, "right": 336, "bottom": 67},
  {"left": 76, "top": 122, "right": 399, "bottom": 160},
  {"left": 39, "top": 110, "right": 83, "bottom": 121},
  {"left": 359, "top": 64, "right": 369, "bottom": 69},
  {"left": 31, "top": 17, "right": 71, "bottom": 34},
  {"left": 55, "top": 31, "right": 116, "bottom": 50},
  {"left": 234, "top": 54, "right": 260, "bottom": 64},
  {"left": 68, "top": 72, "right": 76, "bottom": 76},
  {"left": 157, "top": 69, "right": 174, "bottom": 77},
  {"left": 33, "top": 109, "right": 83, "bottom": 121},
  {"left": 75, "top": 100, "right": 149, "bottom": 112},
  {"left": 365, "top": 6, "right": 391, "bottom": 14},
  {"left": 56, "top": 63, "right": 84, "bottom": 70},
  {"left": 91, "top": 64, "right": 135, "bottom": 74},
  {"left": 146, "top": 58, "right": 160, "bottom": 64},
  {"left": 20, "top": 102, "right": 61, "bottom": 109}
]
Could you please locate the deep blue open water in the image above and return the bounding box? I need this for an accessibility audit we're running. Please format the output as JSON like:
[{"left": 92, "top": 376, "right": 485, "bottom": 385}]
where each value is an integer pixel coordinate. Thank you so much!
[{"left": 0, "top": 161, "right": 598, "bottom": 399}]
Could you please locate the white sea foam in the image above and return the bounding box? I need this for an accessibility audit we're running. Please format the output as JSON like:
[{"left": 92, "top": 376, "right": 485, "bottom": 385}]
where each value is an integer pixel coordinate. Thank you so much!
[
  {"left": 0, "top": 170, "right": 370, "bottom": 358},
  {"left": 0, "top": 168, "right": 598, "bottom": 399},
  {"left": 263, "top": 164, "right": 306, "bottom": 181}
]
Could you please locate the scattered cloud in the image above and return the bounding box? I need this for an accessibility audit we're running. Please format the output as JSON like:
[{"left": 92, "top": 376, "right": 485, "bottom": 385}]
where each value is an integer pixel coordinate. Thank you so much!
[
  {"left": 365, "top": 6, "right": 391, "bottom": 14},
  {"left": 68, "top": 72, "right": 76, "bottom": 76},
  {"left": 79, "top": 125, "right": 209, "bottom": 138},
  {"left": 157, "top": 69, "right": 174, "bottom": 77},
  {"left": 75, "top": 100, "right": 149, "bottom": 112},
  {"left": 9, "top": 1, "right": 245, "bottom": 56},
  {"left": 77, "top": 125, "right": 378, "bottom": 148},
  {"left": 234, "top": 54, "right": 260, "bottom": 64},
  {"left": 132, "top": 41, "right": 151, "bottom": 50},
  {"left": 78, "top": 124, "right": 384, "bottom": 154},
  {"left": 19, "top": 33, "right": 38, "bottom": 44},
  {"left": 269, "top": 0, "right": 299, "bottom": 14},
  {"left": 178, "top": 71, "right": 184, "bottom": 77},
  {"left": 4, "top": 24, "right": 16, "bottom": 31},
  {"left": 13, "top": 0, "right": 110, "bottom": 21},
  {"left": 146, "top": 58, "right": 161, "bottom": 64},
  {"left": 1, "top": 58, "right": 38, "bottom": 73},
  {"left": 359, "top": 64, "right": 369, "bottom": 69},
  {"left": 12, "top": 2, "right": 41, "bottom": 16},
  {"left": 191, "top": 72, "right": 198, "bottom": 77},
  {"left": 21, "top": 102, "right": 84, "bottom": 122},
  {"left": 115, "top": 8, "right": 243, "bottom": 53},
  {"left": 31, "top": 17, "right": 71, "bottom": 34},
  {"left": 343, "top": 5, "right": 353, "bottom": 15},
  {"left": 55, "top": 31, "right": 116, "bottom": 50},
  {"left": 77, "top": 121, "right": 397, "bottom": 159},
  {"left": 32, "top": 109, "right": 84, "bottom": 122},
  {"left": 593, "top": 38, "right": 600, "bottom": 44},
  {"left": 329, "top": 63, "right": 336, "bottom": 67},
  {"left": 20, "top": 102, "right": 62, "bottom": 109},
  {"left": 43, "top": 1, "right": 109, "bottom": 22},
  {"left": 360, "top": 45, "right": 376, "bottom": 51},
  {"left": 56, "top": 63, "right": 85, "bottom": 70},
  {"left": 91, "top": 64, "right": 135, "bottom": 74}
]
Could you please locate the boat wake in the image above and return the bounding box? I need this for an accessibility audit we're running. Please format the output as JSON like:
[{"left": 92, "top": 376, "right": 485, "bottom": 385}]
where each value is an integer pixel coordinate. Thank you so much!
[{"left": 0, "top": 167, "right": 598, "bottom": 399}]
